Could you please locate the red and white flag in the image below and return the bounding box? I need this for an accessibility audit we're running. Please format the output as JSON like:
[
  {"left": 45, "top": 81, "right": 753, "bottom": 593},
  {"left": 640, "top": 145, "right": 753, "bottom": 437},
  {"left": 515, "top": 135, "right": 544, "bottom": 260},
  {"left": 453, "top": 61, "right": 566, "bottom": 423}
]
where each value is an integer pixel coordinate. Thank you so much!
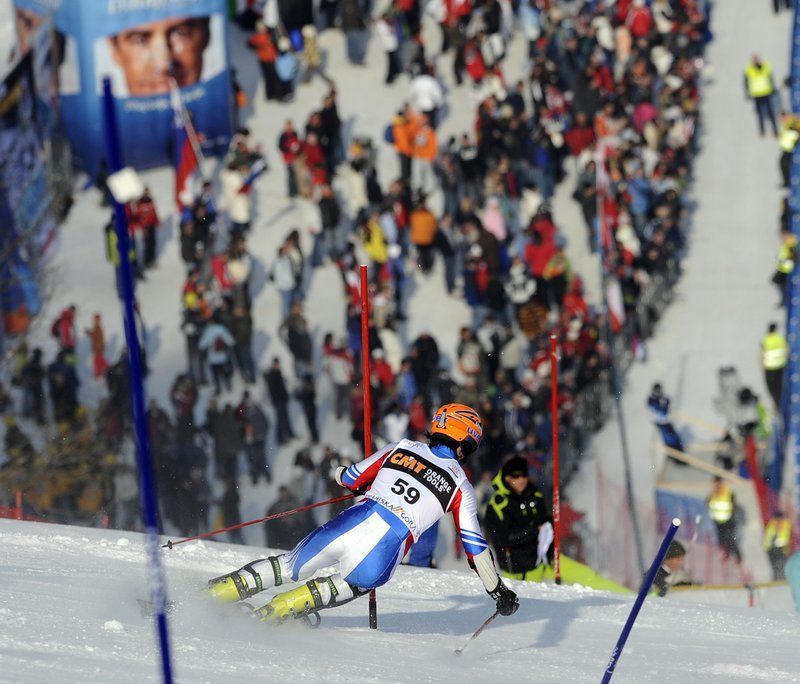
[
  {"left": 171, "top": 84, "right": 198, "bottom": 211},
  {"left": 606, "top": 276, "right": 626, "bottom": 333}
]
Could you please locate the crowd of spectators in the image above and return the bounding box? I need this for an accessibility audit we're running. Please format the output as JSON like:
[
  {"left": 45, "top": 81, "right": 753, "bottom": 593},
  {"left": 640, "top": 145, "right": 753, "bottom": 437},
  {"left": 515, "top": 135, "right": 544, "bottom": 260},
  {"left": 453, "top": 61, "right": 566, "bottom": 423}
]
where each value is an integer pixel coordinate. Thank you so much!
[{"left": 1, "top": 0, "right": 711, "bottom": 556}]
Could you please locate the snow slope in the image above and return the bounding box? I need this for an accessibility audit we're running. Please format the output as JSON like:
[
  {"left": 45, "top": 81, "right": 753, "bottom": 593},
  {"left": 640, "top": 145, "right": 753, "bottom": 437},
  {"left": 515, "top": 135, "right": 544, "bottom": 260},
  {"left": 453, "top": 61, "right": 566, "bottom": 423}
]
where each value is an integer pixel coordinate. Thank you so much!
[{"left": 1, "top": 518, "right": 798, "bottom": 684}]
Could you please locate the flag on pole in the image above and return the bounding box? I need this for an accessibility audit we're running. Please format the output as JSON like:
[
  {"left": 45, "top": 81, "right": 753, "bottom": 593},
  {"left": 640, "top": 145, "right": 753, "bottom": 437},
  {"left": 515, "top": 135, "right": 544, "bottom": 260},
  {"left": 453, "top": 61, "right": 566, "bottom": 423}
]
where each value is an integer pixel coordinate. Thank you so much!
[
  {"left": 171, "top": 84, "right": 198, "bottom": 211},
  {"left": 606, "top": 276, "right": 626, "bottom": 333},
  {"left": 595, "top": 138, "right": 617, "bottom": 256},
  {"left": 237, "top": 157, "right": 267, "bottom": 194}
]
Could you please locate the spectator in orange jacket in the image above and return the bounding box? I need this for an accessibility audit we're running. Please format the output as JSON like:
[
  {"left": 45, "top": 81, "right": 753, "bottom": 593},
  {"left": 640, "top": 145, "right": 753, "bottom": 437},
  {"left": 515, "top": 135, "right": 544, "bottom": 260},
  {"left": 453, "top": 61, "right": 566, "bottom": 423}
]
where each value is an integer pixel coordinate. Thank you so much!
[
  {"left": 392, "top": 105, "right": 420, "bottom": 184},
  {"left": 85, "top": 313, "right": 110, "bottom": 379},
  {"left": 248, "top": 21, "right": 279, "bottom": 101},
  {"left": 410, "top": 194, "right": 438, "bottom": 274},
  {"left": 411, "top": 113, "right": 438, "bottom": 194}
]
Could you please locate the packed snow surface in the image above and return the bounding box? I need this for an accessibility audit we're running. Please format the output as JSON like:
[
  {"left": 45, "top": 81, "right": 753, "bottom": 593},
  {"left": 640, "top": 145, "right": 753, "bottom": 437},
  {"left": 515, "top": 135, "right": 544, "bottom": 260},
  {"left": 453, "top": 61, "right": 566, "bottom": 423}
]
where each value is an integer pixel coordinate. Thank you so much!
[{"left": 1, "top": 519, "right": 798, "bottom": 684}]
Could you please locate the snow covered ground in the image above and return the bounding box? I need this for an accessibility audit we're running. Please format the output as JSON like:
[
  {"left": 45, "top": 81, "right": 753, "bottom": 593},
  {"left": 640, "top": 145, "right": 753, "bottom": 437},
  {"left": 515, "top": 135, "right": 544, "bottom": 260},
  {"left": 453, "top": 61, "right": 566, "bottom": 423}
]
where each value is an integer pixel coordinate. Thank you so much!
[{"left": 1, "top": 518, "right": 798, "bottom": 684}]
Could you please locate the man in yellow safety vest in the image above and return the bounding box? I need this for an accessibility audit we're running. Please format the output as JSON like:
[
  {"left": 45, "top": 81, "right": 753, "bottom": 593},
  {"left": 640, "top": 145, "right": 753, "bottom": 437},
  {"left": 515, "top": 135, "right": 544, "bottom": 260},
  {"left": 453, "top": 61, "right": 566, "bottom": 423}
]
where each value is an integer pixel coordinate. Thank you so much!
[
  {"left": 761, "top": 322, "right": 788, "bottom": 408},
  {"left": 772, "top": 229, "right": 797, "bottom": 308},
  {"left": 778, "top": 111, "right": 800, "bottom": 187},
  {"left": 763, "top": 510, "right": 793, "bottom": 580},
  {"left": 744, "top": 54, "right": 778, "bottom": 137},
  {"left": 707, "top": 476, "right": 742, "bottom": 564}
]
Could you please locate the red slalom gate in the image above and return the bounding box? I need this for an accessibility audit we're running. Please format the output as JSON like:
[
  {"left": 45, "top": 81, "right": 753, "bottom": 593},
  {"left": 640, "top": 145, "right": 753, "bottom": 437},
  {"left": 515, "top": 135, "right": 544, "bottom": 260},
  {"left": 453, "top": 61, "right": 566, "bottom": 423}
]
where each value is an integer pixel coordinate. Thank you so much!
[
  {"left": 551, "top": 335, "right": 561, "bottom": 584},
  {"left": 360, "top": 265, "right": 378, "bottom": 629}
]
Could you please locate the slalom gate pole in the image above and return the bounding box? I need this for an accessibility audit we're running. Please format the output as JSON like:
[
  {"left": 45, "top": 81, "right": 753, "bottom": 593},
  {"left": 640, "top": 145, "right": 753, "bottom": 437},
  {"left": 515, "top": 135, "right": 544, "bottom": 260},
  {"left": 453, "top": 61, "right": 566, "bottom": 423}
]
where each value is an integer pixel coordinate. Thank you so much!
[
  {"left": 15, "top": 490, "right": 22, "bottom": 520},
  {"left": 550, "top": 334, "right": 561, "bottom": 584},
  {"left": 686, "top": 514, "right": 703, "bottom": 555},
  {"left": 101, "top": 77, "right": 174, "bottom": 684},
  {"left": 162, "top": 493, "right": 358, "bottom": 548},
  {"left": 360, "top": 265, "right": 378, "bottom": 630},
  {"left": 601, "top": 518, "right": 681, "bottom": 684},
  {"left": 453, "top": 609, "right": 500, "bottom": 655},
  {"left": 743, "top": 434, "right": 770, "bottom": 527}
]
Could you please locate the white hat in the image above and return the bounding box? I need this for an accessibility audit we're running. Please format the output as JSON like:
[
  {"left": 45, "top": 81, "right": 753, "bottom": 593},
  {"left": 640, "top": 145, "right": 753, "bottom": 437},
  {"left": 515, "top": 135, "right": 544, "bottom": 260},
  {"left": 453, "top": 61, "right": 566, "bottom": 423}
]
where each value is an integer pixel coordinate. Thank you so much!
[
  {"left": 388, "top": 243, "right": 402, "bottom": 259},
  {"left": 278, "top": 37, "right": 291, "bottom": 51}
]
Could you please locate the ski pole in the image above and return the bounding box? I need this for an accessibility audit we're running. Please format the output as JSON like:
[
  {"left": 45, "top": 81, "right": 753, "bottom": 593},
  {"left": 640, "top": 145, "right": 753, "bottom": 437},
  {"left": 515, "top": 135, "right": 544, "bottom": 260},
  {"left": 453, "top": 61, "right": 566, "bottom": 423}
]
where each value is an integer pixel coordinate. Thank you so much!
[
  {"left": 454, "top": 609, "right": 500, "bottom": 655},
  {"left": 601, "top": 518, "right": 681, "bottom": 683},
  {"left": 687, "top": 514, "right": 703, "bottom": 551},
  {"left": 162, "top": 492, "right": 359, "bottom": 549}
]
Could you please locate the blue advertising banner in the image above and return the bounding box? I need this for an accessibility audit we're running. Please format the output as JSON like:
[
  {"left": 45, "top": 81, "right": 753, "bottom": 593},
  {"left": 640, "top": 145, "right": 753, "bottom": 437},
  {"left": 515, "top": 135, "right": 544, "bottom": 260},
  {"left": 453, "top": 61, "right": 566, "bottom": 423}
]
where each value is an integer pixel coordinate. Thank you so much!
[
  {"left": 13, "top": 0, "right": 232, "bottom": 172},
  {"left": 0, "top": 51, "right": 45, "bottom": 338},
  {"left": 788, "top": 4, "right": 800, "bottom": 533},
  {"left": 655, "top": 490, "right": 713, "bottom": 544}
]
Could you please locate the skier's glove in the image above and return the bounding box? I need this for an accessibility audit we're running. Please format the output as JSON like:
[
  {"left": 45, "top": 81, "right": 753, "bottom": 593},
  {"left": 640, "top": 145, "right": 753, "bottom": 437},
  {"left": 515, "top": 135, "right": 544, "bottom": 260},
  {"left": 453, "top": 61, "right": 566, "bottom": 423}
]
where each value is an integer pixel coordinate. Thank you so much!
[
  {"left": 334, "top": 466, "right": 368, "bottom": 495},
  {"left": 489, "top": 582, "right": 519, "bottom": 617},
  {"left": 537, "top": 521, "right": 554, "bottom": 567}
]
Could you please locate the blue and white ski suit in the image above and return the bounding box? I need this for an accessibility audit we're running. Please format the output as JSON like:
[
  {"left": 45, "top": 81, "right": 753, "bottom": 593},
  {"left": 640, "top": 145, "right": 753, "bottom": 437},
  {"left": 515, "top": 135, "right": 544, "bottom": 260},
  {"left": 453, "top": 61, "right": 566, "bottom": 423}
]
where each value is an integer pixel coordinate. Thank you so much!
[{"left": 246, "top": 439, "right": 501, "bottom": 600}]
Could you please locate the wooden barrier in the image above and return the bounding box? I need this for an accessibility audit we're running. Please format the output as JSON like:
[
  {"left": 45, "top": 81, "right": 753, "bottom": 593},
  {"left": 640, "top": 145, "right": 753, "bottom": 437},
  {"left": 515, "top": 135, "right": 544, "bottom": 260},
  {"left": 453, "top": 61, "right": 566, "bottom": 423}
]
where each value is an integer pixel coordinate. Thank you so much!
[{"left": 661, "top": 445, "right": 749, "bottom": 485}]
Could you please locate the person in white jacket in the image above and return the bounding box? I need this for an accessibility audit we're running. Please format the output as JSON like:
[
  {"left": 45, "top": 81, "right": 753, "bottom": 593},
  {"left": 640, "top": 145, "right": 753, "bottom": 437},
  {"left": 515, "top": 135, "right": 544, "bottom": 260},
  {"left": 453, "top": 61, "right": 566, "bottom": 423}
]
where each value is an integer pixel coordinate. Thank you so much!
[
  {"left": 519, "top": 182, "right": 543, "bottom": 231},
  {"left": 220, "top": 162, "right": 252, "bottom": 235},
  {"left": 198, "top": 314, "right": 236, "bottom": 395},
  {"left": 409, "top": 65, "right": 444, "bottom": 128},
  {"left": 375, "top": 13, "right": 402, "bottom": 84},
  {"left": 271, "top": 244, "right": 297, "bottom": 318},
  {"left": 377, "top": 317, "right": 404, "bottom": 374}
]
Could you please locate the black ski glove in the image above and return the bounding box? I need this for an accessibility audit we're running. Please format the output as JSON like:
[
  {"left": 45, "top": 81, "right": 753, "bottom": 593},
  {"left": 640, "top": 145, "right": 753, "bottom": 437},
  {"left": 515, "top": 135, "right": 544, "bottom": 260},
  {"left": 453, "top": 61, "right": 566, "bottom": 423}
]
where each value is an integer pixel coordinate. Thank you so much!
[{"left": 488, "top": 582, "right": 519, "bottom": 617}]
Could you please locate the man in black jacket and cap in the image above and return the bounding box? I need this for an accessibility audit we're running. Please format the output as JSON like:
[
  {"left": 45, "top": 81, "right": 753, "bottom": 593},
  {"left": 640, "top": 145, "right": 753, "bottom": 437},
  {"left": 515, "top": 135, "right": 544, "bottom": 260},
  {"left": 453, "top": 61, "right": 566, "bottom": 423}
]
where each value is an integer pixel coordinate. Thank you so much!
[
  {"left": 652, "top": 540, "right": 691, "bottom": 596},
  {"left": 483, "top": 455, "right": 553, "bottom": 580}
]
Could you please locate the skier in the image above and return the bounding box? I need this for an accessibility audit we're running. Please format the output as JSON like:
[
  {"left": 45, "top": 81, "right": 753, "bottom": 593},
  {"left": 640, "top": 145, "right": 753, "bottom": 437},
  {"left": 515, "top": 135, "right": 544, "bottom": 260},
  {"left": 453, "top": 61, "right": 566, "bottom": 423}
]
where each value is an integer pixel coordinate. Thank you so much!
[{"left": 208, "top": 403, "right": 519, "bottom": 624}]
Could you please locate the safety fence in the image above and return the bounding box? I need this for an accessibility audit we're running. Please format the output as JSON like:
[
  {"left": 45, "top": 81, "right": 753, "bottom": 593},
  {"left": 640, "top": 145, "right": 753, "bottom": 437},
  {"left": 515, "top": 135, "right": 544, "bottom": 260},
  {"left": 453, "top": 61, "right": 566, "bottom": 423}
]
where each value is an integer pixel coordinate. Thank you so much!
[
  {"left": 595, "top": 468, "right": 657, "bottom": 588},
  {"left": 594, "top": 468, "right": 796, "bottom": 590}
]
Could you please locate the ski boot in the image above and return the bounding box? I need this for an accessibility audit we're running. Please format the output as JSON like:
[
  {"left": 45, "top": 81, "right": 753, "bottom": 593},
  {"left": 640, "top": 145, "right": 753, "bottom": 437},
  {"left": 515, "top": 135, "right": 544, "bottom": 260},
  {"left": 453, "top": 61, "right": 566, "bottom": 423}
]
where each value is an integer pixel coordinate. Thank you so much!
[
  {"left": 253, "top": 576, "right": 342, "bottom": 625},
  {"left": 208, "top": 560, "right": 277, "bottom": 602}
]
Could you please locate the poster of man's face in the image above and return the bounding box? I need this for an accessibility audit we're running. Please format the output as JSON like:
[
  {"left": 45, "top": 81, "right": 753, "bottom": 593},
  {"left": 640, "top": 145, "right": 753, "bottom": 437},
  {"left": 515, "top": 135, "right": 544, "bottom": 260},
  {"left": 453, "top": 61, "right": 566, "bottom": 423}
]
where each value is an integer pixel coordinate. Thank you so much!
[
  {"left": 97, "top": 13, "right": 224, "bottom": 98},
  {"left": 108, "top": 16, "right": 210, "bottom": 96}
]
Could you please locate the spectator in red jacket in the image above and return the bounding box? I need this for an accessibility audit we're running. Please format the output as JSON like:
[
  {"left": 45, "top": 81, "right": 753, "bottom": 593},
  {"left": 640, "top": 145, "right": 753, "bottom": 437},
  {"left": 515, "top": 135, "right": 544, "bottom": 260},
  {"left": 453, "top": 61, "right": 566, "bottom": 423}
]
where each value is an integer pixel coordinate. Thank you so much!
[
  {"left": 627, "top": 0, "right": 653, "bottom": 39},
  {"left": 53, "top": 305, "right": 77, "bottom": 353},
  {"left": 371, "top": 348, "right": 395, "bottom": 391},
  {"left": 278, "top": 119, "right": 301, "bottom": 197},
  {"left": 302, "top": 132, "right": 327, "bottom": 188},
  {"left": 132, "top": 188, "right": 160, "bottom": 270},
  {"left": 564, "top": 111, "right": 597, "bottom": 158}
]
